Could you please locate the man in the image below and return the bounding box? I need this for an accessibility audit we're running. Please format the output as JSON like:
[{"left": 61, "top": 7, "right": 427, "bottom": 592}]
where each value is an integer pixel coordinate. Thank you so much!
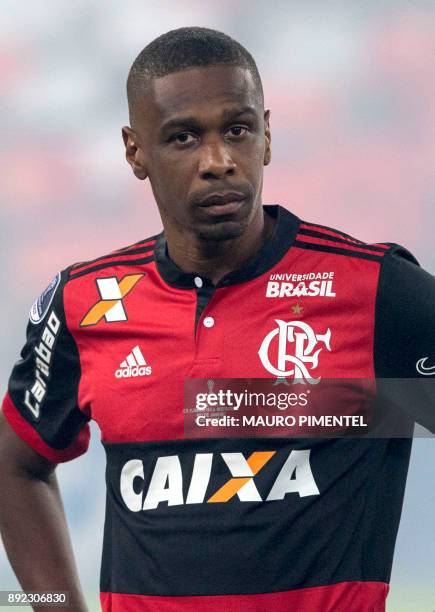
[{"left": 0, "top": 26, "right": 434, "bottom": 612}]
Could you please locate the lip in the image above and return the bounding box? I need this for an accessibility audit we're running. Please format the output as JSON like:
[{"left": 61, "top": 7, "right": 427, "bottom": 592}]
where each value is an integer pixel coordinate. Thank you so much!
[
  {"left": 200, "top": 199, "right": 246, "bottom": 216},
  {"left": 199, "top": 192, "right": 246, "bottom": 207},
  {"left": 198, "top": 191, "right": 247, "bottom": 216}
]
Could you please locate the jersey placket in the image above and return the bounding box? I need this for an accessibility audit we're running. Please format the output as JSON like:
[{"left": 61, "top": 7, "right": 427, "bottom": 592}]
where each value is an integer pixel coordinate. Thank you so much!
[{"left": 190, "top": 276, "right": 223, "bottom": 377}]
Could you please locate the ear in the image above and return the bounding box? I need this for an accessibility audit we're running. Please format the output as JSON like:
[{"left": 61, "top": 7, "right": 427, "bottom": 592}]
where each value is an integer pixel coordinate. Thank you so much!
[
  {"left": 263, "top": 109, "right": 271, "bottom": 166},
  {"left": 121, "top": 126, "right": 148, "bottom": 180}
]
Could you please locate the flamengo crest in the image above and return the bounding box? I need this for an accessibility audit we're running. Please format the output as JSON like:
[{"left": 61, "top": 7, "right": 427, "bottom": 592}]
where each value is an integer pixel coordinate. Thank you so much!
[{"left": 258, "top": 320, "right": 331, "bottom": 384}]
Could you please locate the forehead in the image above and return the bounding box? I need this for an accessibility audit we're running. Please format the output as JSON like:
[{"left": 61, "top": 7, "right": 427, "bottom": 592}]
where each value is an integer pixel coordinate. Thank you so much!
[{"left": 141, "top": 65, "right": 261, "bottom": 124}]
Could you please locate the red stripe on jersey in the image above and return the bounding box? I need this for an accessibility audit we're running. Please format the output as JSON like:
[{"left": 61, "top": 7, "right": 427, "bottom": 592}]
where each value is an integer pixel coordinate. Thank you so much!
[
  {"left": 71, "top": 239, "right": 157, "bottom": 273},
  {"left": 295, "top": 234, "right": 389, "bottom": 257},
  {"left": 70, "top": 248, "right": 156, "bottom": 276},
  {"left": 112, "top": 239, "right": 157, "bottom": 255},
  {"left": 1, "top": 393, "right": 90, "bottom": 463},
  {"left": 299, "top": 222, "right": 364, "bottom": 244},
  {"left": 100, "top": 581, "right": 388, "bottom": 611},
  {"left": 300, "top": 223, "right": 391, "bottom": 251}
]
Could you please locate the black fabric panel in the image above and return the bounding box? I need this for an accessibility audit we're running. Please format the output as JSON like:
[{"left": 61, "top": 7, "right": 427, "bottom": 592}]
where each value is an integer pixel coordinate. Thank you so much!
[
  {"left": 100, "top": 437, "right": 411, "bottom": 597},
  {"left": 374, "top": 243, "right": 435, "bottom": 431},
  {"left": 7, "top": 268, "right": 89, "bottom": 449}
]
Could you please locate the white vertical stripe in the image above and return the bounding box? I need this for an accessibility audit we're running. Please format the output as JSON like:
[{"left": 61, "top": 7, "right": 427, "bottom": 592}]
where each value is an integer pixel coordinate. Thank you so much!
[
  {"left": 126, "top": 353, "right": 136, "bottom": 367},
  {"left": 132, "top": 345, "right": 146, "bottom": 365}
]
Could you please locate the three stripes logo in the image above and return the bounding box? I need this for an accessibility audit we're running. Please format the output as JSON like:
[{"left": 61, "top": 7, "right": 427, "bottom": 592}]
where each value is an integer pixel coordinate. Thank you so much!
[
  {"left": 80, "top": 274, "right": 144, "bottom": 327},
  {"left": 115, "top": 345, "right": 152, "bottom": 378}
]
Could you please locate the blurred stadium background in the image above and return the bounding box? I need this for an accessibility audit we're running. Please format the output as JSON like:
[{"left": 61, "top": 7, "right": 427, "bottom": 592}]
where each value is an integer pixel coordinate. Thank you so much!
[{"left": 1, "top": 2, "right": 434, "bottom": 610}]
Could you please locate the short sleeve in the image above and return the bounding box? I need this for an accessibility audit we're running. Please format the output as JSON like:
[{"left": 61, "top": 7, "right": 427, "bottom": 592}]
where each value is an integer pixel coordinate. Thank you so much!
[
  {"left": 1, "top": 269, "right": 90, "bottom": 462},
  {"left": 374, "top": 244, "right": 435, "bottom": 431}
]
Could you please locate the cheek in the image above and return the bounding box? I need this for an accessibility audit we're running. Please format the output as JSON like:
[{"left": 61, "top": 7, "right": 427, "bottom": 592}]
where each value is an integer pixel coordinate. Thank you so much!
[
  {"left": 240, "top": 142, "right": 265, "bottom": 182},
  {"left": 150, "top": 154, "right": 194, "bottom": 197},
  {"left": 245, "top": 132, "right": 266, "bottom": 160},
  {"left": 149, "top": 166, "right": 198, "bottom": 221}
]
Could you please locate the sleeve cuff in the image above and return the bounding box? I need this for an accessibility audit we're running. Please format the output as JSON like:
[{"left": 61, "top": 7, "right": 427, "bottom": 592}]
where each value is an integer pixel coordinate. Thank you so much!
[{"left": 1, "top": 392, "right": 90, "bottom": 463}]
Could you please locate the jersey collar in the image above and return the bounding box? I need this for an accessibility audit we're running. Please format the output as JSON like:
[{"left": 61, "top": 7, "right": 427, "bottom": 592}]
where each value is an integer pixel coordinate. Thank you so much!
[{"left": 154, "top": 204, "right": 300, "bottom": 289}]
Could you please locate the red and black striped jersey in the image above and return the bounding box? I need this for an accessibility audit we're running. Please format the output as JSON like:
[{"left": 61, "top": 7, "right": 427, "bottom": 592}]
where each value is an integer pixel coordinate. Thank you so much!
[{"left": 2, "top": 204, "right": 435, "bottom": 611}]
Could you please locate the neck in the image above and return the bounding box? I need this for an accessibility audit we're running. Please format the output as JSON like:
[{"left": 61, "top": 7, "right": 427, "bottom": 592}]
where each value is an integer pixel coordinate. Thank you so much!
[{"left": 163, "top": 206, "right": 275, "bottom": 286}]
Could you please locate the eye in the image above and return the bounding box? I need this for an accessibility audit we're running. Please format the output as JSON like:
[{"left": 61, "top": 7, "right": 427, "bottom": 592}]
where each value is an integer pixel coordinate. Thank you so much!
[
  {"left": 227, "top": 125, "right": 248, "bottom": 138},
  {"left": 170, "top": 132, "right": 196, "bottom": 146}
]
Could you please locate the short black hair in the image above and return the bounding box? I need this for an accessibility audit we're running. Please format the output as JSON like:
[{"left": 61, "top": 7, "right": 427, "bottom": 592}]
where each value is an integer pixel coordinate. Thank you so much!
[{"left": 127, "top": 27, "right": 263, "bottom": 120}]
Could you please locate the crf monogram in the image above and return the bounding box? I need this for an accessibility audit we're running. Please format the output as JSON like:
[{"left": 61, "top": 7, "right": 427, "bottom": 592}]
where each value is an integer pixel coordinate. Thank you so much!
[
  {"left": 80, "top": 274, "right": 144, "bottom": 327},
  {"left": 258, "top": 320, "right": 331, "bottom": 383},
  {"left": 120, "top": 450, "right": 319, "bottom": 512}
]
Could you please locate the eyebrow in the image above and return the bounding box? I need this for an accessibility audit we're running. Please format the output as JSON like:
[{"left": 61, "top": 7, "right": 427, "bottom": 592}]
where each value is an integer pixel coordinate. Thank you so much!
[{"left": 159, "top": 106, "right": 258, "bottom": 135}]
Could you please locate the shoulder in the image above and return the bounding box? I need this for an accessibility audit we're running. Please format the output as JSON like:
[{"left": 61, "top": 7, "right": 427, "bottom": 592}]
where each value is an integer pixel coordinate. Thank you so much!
[
  {"left": 295, "top": 217, "right": 420, "bottom": 269},
  {"left": 36, "top": 233, "right": 161, "bottom": 329},
  {"left": 65, "top": 232, "right": 160, "bottom": 282}
]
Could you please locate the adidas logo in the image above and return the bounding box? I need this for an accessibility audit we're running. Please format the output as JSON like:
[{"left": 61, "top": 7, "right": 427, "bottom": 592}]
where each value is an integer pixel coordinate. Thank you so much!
[{"left": 115, "top": 346, "right": 152, "bottom": 378}]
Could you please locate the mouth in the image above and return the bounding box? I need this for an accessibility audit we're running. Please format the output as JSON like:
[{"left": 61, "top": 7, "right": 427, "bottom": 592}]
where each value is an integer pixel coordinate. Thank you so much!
[
  {"left": 201, "top": 200, "right": 246, "bottom": 216},
  {"left": 198, "top": 192, "right": 247, "bottom": 217}
]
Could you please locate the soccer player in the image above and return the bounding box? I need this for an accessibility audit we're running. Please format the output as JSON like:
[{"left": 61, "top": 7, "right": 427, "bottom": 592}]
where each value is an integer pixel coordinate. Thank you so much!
[{"left": 0, "top": 27, "right": 434, "bottom": 612}]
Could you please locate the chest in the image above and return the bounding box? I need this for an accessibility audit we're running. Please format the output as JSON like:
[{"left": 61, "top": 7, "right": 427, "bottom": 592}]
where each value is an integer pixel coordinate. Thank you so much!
[{"left": 70, "top": 257, "right": 379, "bottom": 442}]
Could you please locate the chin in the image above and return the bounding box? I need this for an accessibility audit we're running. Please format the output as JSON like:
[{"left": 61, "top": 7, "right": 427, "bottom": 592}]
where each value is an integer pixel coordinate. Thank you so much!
[
  {"left": 192, "top": 203, "right": 253, "bottom": 242},
  {"left": 195, "top": 219, "right": 248, "bottom": 242}
]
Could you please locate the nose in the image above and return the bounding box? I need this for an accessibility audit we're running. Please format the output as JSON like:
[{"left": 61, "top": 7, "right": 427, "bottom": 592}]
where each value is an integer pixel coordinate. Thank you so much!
[{"left": 198, "top": 140, "right": 236, "bottom": 180}]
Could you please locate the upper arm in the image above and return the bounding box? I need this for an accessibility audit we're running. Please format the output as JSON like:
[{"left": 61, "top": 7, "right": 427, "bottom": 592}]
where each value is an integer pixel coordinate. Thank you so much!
[
  {"left": 1, "top": 269, "right": 91, "bottom": 465},
  {"left": 374, "top": 245, "right": 435, "bottom": 430},
  {"left": 0, "top": 410, "right": 57, "bottom": 480}
]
